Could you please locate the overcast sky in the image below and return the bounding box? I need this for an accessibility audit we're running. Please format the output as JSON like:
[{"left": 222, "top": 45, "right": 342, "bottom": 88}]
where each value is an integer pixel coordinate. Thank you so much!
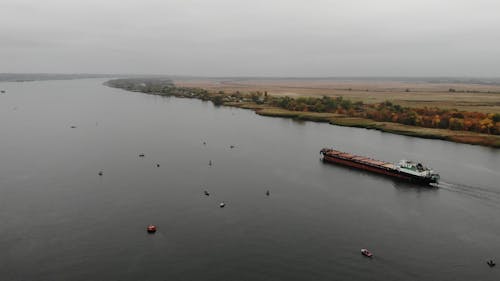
[{"left": 1, "top": 0, "right": 499, "bottom": 76}]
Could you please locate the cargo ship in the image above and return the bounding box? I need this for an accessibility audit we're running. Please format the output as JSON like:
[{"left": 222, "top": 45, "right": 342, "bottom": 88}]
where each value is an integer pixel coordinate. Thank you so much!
[{"left": 320, "top": 148, "right": 440, "bottom": 185}]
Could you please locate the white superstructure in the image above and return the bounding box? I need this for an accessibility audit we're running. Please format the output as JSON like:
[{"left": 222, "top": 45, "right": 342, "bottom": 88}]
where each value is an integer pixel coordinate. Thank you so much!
[{"left": 396, "top": 160, "right": 439, "bottom": 181}]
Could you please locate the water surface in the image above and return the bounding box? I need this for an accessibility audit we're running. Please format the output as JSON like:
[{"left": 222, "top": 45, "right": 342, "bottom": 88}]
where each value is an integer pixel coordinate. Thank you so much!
[{"left": 0, "top": 79, "right": 499, "bottom": 281}]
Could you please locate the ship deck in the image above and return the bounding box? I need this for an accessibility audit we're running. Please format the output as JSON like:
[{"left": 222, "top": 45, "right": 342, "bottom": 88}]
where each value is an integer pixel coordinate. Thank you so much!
[{"left": 322, "top": 149, "right": 395, "bottom": 170}]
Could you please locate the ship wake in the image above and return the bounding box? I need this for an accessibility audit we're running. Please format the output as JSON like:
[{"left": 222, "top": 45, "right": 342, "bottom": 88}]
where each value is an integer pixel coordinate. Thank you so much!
[{"left": 438, "top": 181, "right": 500, "bottom": 207}]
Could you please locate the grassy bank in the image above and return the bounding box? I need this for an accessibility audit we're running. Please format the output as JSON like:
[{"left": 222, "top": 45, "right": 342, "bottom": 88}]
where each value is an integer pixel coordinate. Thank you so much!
[{"left": 225, "top": 103, "right": 500, "bottom": 147}]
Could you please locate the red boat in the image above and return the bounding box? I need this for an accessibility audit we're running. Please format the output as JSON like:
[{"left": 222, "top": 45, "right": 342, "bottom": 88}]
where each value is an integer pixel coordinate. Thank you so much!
[
  {"left": 361, "top": 249, "right": 373, "bottom": 257},
  {"left": 147, "top": 225, "right": 157, "bottom": 233}
]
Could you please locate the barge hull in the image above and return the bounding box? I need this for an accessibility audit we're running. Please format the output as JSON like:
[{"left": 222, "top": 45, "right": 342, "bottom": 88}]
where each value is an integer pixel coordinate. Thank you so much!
[{"left": 320, "top": 150, "right": 437, "bottom": 185}]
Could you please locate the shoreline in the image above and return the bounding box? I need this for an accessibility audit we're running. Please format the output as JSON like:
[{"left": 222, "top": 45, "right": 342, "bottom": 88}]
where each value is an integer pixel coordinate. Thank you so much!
[
  {"left": 104, "top": 79, "right": 500, "bottom": 148},
  {"left": 227, "top": 102, "right": 500, "bottom": 148}
]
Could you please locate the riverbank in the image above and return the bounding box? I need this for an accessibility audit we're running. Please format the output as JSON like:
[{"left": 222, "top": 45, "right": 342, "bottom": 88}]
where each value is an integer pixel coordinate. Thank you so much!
[
  {"left": 227, "top": 102, "right": 500, "bottom": 147},
  {"left": 105, "top": 79, "right": 500, "bottom": 148}
]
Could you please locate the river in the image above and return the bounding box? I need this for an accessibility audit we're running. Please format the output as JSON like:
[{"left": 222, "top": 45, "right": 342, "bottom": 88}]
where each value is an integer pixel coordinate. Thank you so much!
[{"left": 0, "top": 79, "right": 499, "bottom": 281}]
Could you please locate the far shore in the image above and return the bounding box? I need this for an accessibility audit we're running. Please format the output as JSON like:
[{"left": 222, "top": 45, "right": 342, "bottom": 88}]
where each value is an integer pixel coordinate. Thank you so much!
[
  {"left": 173, "top": 77, "right": 500, "bottom": 114},
  {"left": 105, "top": 78, "right": 500, "bottom": 148}
]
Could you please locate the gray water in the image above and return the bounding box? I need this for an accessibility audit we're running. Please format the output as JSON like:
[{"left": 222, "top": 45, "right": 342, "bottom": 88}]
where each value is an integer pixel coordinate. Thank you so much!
[{"left": 0, "top": 79, "right": 499, "bottom": 281}]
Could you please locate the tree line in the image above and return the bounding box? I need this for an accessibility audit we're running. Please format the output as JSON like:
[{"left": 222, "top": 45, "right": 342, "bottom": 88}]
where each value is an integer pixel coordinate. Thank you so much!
[{"left": 267, "top": 95, "right": 500, "bottom": 135}]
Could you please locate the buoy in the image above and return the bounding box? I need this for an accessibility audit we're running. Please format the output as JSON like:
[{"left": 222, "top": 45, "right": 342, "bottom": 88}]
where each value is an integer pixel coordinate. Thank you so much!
[
  {"left": 266, "top": 190, "right": 270, "bottom": 196},
  {"left": 219, "top": 202, "right": 225, "bottom": 208},
  {"left": 156, "top": 164, "right": 160, "bottom": 167},
  {"left": 98, "top": 171, "right": 103, "bottom": 176},
  {"left": 147, "top": 225, "right": 157, "bottom": 233},
  {"left": 203, "top": 141, "right": 206, "bottom": 145},
  {"left": 204, "top": 190, "right": 210, "bottom": 196},
  {"left": 209, "top": 160, "right": 212, "bottom": 166},
  {"left": 230, "top": 145, "right": 235, "bottom": 149}
]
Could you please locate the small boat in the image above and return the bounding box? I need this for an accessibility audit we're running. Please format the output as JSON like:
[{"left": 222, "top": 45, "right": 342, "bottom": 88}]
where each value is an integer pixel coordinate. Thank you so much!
[
  {"left": 361, "top": 249, "right": 373, "bottom": 258},
  {"left": 98, "top": 171, "right": 103, "bottom": 176},
  {"left": 156, "top": 163, "right": 160, "bottom": 167},
  {"left": 266, "top": 190, "right": 270, "bottom": 196},
  {"left": 487, "top": 260, "right": 496, "bottom": 267},
  {"left": 209, "top": 160, "right": 212, "bottom": 166},
  {"left": 219, "top": 202, "right": 225, "bottom": 208},
  {"left": 139, "top": 153, "right": 145, "bottom": 157},
  {"left": 70, "top": 125, "right": 76, "bottom": 128},
  {"left": 1, "top": 90, "right": 5, "bottom": 93},
  {"left": 204, "top": 190, "right": 210, "bottom": 196},
  {"left": 147, "top": 225, "right": 157, "bottom": 233}
]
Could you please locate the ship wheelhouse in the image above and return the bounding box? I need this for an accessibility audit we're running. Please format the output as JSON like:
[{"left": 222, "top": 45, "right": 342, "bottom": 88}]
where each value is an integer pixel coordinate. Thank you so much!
[{"left": 395, "top": 159, "right": 439, "bottom": 181}]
